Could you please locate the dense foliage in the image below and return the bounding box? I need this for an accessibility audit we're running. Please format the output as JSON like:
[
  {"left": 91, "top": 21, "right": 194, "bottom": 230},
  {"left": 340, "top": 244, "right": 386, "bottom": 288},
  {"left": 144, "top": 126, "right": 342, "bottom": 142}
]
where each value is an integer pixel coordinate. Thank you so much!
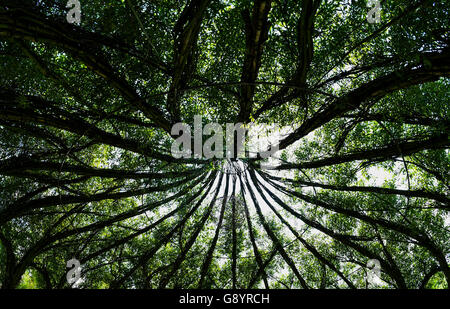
[{"left": 0, "top": 0, "right": 449, "bottom": 289}]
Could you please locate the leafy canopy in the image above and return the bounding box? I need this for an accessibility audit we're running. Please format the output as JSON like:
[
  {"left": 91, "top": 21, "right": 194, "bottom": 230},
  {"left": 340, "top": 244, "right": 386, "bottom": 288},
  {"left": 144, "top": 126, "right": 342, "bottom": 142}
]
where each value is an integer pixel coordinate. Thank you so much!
[{"left": 0, "top": 0, "right": 449, "bottom": 289}]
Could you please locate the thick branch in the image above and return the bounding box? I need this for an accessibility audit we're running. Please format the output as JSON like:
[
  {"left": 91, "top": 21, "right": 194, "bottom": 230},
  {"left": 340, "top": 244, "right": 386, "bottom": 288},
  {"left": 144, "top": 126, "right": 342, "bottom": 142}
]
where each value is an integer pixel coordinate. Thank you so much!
[
  {"left": 237, "top": 0, "right": 272, "bottom": 123},
  {"left": 278, "top": 50, "right": 450, "bottom": 150}
]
